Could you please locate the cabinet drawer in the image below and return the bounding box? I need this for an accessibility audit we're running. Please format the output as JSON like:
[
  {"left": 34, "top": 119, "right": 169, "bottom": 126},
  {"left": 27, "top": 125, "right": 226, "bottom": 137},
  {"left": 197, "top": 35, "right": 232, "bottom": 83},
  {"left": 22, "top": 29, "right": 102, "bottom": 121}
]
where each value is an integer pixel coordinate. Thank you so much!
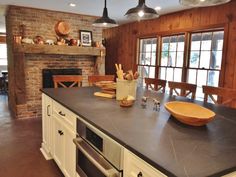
[
  {"left": 52, "top": 101, "right": 76, "bottom": 130},
  {"left": 124, "top": 149, "right": 167, "bottom": 177}
]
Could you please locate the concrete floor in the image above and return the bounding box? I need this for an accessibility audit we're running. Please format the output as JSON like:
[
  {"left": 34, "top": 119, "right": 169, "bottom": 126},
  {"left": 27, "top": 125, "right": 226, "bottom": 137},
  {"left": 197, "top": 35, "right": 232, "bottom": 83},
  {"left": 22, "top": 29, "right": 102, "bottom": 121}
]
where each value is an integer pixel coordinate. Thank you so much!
[{"left": 0, "top": 94, "right": 64, "bottom": 177}]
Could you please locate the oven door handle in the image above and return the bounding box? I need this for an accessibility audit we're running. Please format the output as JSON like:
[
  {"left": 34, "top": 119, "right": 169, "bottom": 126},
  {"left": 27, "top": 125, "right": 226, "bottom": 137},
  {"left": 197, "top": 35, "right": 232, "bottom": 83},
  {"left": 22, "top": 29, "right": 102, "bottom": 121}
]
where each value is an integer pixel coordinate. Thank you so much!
[{"left": 73, "top": 137, "right": 118, "bottom": 177}]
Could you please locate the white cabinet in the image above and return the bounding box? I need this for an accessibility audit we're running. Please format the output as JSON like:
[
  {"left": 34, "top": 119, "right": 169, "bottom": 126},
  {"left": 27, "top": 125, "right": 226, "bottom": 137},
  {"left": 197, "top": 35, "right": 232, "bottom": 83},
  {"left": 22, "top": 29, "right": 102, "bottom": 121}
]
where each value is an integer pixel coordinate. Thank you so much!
[
  {"left": 41, "top": 94, "right": 76, "bottom": 177},
  {"left": 64, "top": 125, "right": 76, "bottom": 177},
  {"left": 40, "top": 94, "right": 53, "bottom": 160},
  {"left": 52, "top": 115, "right": 76, "bottom": 177},
  {"left": 124, "top": 149, "right": 167, "bottom": 177},
  {"left": 53, "top": 116, "right": 65, "bottom": 169}
]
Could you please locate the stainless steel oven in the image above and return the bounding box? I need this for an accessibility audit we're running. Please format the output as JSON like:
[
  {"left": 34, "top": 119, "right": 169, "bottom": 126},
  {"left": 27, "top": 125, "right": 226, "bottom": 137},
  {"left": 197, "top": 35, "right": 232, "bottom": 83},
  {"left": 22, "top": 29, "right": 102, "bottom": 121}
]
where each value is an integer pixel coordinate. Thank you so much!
[{"left": 73, "top": 118, "right": 123, "bottom": 177}]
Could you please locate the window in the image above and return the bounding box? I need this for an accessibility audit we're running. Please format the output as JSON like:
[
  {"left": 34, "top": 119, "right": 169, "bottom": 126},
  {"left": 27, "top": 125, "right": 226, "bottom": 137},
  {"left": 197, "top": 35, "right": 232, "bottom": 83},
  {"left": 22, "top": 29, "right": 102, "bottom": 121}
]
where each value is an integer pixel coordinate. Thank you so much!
[
  {"left": 137, "top": 38, "right": 157, "bottom": 87},
  {"left": 0, "top": 44, "right": 7, "bottom": 66},
  {"left": 187, "top": 31, "right": 224, "bottom": 100},
  {"left": 159, "top": 35, "right": 185, "bottom": 83}
]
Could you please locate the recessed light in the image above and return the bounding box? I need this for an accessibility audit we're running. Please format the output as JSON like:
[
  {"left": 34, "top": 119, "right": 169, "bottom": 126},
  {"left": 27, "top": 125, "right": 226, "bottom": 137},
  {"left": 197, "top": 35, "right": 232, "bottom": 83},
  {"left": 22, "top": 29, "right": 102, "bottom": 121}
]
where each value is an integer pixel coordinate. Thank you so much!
[
  {"left": 200, "top": 0, "right": 205, "bottom": 1},
  {"left": 155, "top": 6, "right": 162, "bottom": 11},
  {"left": 69, "top": 3, "right": 76, "bottom": 7}
]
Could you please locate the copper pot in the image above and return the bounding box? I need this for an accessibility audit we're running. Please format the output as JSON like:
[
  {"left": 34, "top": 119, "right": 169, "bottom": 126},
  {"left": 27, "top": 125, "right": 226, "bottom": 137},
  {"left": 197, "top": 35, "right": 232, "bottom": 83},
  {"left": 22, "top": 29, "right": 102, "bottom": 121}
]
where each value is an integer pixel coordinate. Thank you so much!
[{"left": 69, "top": 39, "right": 77, "bottom": 46}]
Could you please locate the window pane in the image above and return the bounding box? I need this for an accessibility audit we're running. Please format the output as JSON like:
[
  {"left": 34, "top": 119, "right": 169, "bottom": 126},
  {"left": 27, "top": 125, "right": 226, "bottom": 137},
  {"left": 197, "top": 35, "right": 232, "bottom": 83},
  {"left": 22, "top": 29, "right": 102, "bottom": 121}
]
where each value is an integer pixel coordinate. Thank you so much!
[
  {"left": 167, "top": 68, "right": 174, "bottom": 81},
  {"left": 149, "top": 67, "right": 155, "bottom": 78},
  {"left": 214, "top": 51, "right": 222, "bottom": 69},
  {"left": 189, "top": 51, "right": 200, "bottom": 68},
  {"left": 170, "top": 36, "right": 177, "bottom": 51},
  {"left": 191, "top": 34, "right": 201, "bottom": 50},
  {"left": 151, "top": 53, "right": 156, "bottom": 65},
  {"left": 200, "top": 51, "right": 210, "bottom": 69},
  {"left": 201, "top": 32, "right": 212, "bottom": 50},
  {"left": 174, "top": 68, "right": 182, "bottom": 82},
  {"left": 161, "top": 52, "right": 168, "bottom": 66},
  {"left": 188, "top": 69, "right": 197, "bottom": 84},
  {"left": 152, "top": 43, "right": 157, "bottom": 52},
  {"left": 197, "top": 70, "right": 207, "bottom": 86},
  {"left": 0, "top": 44, "right": 7, "bottom": 58},
  {"left": 0, "top": 59, "right": 7, "bottom": 65},
  {"left": 176, "top": 52, "right": 184, "bottom": 67},
  {"left": 159, "top": 67, "right": 166, "bottom": 80},
  {"left": 207, "top": 70, "right": 219, "bottom": 87},
  {"left": 139, "top": 53, "right": 145, "bottom": 64},
  {"left": 169, "top": 52, "right": 176, "bottom": 67},
  {"left": 146, "top": 44, "right": 152, "bottom": 52},
  {"left": 196, "top": 86, "right": 204, "bottom": 101},
  {"left": 177, "top": 35, "right": 185, "bottom": 52},
  {"left": 212, "top": 31, "right": 224, "bottom": 51},
  {"left": 145, "top": 53, "right": 151, "bottom": 65}
]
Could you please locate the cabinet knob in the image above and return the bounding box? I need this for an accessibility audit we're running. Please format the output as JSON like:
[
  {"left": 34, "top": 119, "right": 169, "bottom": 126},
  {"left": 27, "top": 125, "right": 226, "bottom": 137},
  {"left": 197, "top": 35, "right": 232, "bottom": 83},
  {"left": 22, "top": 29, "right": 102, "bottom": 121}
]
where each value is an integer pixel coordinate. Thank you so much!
[
  {"left": 59, "top": 111, "right": 66, "bottom": 117},
  {"left": 58, "top": 130, "right": 64, "bottom": 135},
  {"left": 137, "top": 171, "right": 143, "bottom": 177},
  {"left": 137, "top": 172, "right": 142, "bottom": 177}
]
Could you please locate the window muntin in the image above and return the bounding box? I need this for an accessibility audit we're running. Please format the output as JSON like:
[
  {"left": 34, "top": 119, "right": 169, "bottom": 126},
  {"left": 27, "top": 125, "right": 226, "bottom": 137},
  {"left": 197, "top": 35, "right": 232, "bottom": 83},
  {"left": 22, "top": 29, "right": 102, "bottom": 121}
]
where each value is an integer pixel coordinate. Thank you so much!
[
  {"left": 159, "top": 34, "right": 185, "bottom": 82},
  {"left": 137, "top": 38, "right": 157, "bottom": 87},
  {"left": 187, "top": 30, "right": 224, "bottom": 100}
]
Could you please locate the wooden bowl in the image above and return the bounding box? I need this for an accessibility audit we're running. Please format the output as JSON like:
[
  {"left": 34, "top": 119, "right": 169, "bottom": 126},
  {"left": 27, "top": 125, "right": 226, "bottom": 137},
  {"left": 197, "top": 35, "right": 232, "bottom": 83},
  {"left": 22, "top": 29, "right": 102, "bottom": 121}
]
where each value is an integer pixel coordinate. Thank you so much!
[
  {"left": 164, "top": 101, "right": 215, "bottom": 126},
  {"left": 120, "top": 100, "right": 134, "bottom": 107}
]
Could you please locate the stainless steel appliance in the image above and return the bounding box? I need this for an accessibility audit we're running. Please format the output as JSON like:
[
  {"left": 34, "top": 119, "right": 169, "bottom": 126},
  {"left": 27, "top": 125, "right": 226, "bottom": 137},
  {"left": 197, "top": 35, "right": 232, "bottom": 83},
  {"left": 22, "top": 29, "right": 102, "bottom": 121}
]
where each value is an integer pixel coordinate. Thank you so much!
[{"left": 73, "top": 118, "right": 123, "bottom": 177}]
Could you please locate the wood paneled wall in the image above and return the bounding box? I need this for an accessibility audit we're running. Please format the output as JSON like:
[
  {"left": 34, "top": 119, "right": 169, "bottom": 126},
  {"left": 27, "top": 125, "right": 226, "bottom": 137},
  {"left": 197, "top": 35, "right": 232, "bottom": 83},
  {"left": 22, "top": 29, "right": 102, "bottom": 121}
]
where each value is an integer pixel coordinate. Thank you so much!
[{"left": 103, "top": 1, "right": 236, "bottom": 90}]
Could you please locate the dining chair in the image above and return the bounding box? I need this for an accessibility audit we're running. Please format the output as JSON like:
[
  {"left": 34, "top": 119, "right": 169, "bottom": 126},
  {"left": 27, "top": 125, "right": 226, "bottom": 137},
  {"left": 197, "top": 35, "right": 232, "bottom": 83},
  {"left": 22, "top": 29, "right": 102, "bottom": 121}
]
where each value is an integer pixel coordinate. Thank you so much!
[
  {"left": 88, "top": 75, "right": 115, "bottom": 86},
  {"left": 144, "top": 78, "right": 167, "bottom": 93},
  {"left": 168, "top": 81, "right": 197, "bottom": 99},
  {"left": 202, "top": 85, "right": 236, "bottom": 106},
  {"left": 53, "top": 75, "right": 83, "bottom": 88}
]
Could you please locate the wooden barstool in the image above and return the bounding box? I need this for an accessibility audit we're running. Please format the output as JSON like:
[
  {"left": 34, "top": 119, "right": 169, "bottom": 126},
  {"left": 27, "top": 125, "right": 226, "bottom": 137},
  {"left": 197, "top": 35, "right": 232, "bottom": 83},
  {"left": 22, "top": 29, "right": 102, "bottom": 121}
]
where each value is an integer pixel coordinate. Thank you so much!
[
  {"left": 88, "top": 75, "right": 115, "bottom": 86},
  {"left": 202, "top": 85, "right": 236, "bottom": 106},
  {"left": 144, "top": 78, "right": 166, "bottom": 93},
  {"left": 53, "top": 75, "right": 83, "bottom": 88},
  {"left": 168, "top": 81, "right": 197, "bottom": 99}
]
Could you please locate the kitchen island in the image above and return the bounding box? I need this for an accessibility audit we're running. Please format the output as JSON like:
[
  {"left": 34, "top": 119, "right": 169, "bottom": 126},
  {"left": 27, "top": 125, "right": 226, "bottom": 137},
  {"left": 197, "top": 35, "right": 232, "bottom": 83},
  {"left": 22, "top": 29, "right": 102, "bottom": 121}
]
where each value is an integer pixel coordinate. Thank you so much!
[{"left": 41, "top": 87, "right": 236, "bottom": 177}]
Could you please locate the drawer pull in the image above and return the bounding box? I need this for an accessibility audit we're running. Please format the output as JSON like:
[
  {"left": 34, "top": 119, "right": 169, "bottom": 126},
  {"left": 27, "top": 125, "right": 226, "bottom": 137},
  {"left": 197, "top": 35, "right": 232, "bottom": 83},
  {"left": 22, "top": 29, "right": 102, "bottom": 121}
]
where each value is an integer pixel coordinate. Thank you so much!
[
  {"left": 58, "top": 130, "right": 64, "bottom": 136},
  {"left": 59, "top": 111, "right": 66, "bottom": 117},
  {"left": 47, "top": 105, "right": 50, "bottom": 116},
  {"left": 137, "top": 172, "right": 143, "bottom": 177}
]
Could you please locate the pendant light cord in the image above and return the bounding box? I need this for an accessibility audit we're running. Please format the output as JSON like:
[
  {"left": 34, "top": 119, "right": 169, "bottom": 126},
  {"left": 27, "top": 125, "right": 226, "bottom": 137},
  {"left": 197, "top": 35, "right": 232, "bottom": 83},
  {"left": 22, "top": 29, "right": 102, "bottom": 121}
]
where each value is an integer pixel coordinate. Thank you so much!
[{"left": 105, "top": 0, "right": 107, "bottom": 8}]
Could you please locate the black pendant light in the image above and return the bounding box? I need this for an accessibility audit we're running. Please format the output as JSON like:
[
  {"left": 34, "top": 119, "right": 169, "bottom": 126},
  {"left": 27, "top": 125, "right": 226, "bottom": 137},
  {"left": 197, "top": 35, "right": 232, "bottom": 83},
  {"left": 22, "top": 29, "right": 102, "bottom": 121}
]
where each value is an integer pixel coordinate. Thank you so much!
[
  {"left": 125, "top": 0, "right": 159, "bottom": 20},
  {"left": 93, "top": 0, "right": 118, "bottom": 28},
  {"left": 179, "top": 0, "right": 231, "bottom": 7}
]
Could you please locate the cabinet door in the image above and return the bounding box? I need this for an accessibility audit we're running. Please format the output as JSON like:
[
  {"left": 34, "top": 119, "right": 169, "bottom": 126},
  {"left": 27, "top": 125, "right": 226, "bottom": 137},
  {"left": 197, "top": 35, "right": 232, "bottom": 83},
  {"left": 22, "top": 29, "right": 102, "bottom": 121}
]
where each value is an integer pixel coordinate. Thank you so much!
[
  {"left": 124, "top": 149, "right": 167, "bottom": 177},
  {"left": 64, "top": 125, "right": 76, "bottom": 177},
  {"left": 53, "top": 116, "right": 65, "bottom": 169},
  {"left": 42, "top": 94, "right": 52, "bottom": 155}
]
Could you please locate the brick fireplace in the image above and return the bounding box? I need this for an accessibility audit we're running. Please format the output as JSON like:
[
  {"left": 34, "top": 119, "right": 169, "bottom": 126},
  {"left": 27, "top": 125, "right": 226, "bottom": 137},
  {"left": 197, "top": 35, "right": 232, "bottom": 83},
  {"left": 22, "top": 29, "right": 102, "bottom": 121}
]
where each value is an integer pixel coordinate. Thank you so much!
[
  {"left": 6, "top": 6, "right": 104, "bottom": 119},
  {"left": 19, "top": 54, "right": 97, "bottom": 119}
]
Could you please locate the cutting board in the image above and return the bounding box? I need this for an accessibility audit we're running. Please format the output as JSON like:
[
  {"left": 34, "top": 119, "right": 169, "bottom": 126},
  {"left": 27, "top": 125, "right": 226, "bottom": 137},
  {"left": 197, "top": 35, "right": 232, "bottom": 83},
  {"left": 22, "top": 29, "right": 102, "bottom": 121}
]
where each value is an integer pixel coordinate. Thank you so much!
[{"left": 94, "top": 92, "right": 116, "bottom": 99}]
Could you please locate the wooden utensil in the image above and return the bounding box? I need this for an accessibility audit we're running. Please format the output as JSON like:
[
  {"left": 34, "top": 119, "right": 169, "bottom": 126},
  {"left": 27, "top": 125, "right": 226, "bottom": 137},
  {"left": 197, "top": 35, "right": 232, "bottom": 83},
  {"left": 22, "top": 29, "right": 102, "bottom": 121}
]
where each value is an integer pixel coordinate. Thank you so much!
[{"left": 115, "top": 63, "right": 124, "bottom": 80}]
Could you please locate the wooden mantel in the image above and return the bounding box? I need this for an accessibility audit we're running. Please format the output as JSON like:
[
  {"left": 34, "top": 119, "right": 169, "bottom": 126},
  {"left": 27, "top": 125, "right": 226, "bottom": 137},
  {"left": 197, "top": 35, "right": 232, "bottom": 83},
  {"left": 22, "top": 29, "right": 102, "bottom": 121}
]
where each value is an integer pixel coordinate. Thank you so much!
[{"left": 14, "top": 44, "right": 105, "bottom": 56}]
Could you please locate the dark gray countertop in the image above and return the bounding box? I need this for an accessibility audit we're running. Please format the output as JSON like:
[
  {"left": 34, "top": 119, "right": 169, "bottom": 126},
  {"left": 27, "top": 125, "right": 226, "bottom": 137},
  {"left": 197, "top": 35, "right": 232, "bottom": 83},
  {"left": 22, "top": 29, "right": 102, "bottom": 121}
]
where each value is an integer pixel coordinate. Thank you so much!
[{"left": 41, "top": 87, "right": 236, "bottom": 177}]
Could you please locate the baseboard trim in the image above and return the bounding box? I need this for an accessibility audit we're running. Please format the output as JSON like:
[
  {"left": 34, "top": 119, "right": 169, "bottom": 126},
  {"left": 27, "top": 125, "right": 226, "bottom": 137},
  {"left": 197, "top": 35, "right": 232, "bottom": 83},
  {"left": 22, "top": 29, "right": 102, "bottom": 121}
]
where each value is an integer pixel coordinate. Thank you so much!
[{"left": 40, "top": 143, "right": 52, "bottom": 160}]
